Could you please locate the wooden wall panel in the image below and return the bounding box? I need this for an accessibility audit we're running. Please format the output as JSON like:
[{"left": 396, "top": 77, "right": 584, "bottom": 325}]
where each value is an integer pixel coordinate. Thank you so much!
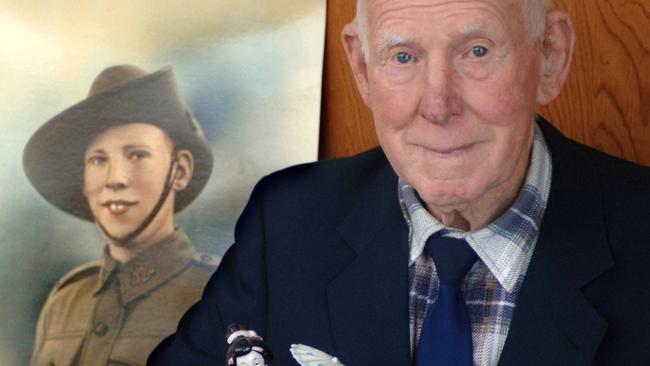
[
  {"left": 320, "top": 0, "right": 650, "bottom": 167},
  {"left": 320, "top": 0, "right": 375, "bottom": 158}
]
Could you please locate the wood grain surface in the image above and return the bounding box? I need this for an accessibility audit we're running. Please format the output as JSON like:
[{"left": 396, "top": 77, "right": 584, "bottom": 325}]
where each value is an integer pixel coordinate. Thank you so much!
[
  {"left": 320, "top": 0, "right": 650, "bottom": 166},
  {"left": 320, "top": 0, "right": 376, "bottom": 159}
]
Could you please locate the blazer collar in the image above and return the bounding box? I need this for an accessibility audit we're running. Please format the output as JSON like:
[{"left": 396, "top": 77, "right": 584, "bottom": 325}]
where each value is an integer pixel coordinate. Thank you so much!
[
  {"left": 328, "top": 158, "right": 412, "bottom": 365},
  {"left": 499, "top": 117, "right": 614, "bottom": 365}
]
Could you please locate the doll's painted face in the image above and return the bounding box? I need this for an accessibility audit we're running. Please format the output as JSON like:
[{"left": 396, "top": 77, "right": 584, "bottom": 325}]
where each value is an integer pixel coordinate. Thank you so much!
[{"left": 235, "top": 350, "right": 265, "bottom": 366}]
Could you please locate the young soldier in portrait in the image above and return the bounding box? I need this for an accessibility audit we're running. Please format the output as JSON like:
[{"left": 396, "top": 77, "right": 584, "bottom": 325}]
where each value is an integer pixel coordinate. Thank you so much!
[{"left": 24, "top": 64, "right": 220, "bottom": 366}]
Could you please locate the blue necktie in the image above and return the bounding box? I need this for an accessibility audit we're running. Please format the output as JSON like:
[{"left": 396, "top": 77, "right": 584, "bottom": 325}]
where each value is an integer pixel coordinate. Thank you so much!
[{"left": 415, "top": 236, "right": 478, "bottom": 366}]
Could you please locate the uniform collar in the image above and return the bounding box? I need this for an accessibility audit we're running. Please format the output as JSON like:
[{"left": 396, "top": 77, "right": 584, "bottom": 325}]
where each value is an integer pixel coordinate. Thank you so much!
[{"left": 95, "top": 228, "right": 196, "bottom": 304}]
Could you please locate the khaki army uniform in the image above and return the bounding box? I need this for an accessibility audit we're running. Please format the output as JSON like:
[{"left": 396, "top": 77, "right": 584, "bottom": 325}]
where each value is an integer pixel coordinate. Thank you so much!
[{"left": 31, "top": 229, "right": 219, "bottom": 366}]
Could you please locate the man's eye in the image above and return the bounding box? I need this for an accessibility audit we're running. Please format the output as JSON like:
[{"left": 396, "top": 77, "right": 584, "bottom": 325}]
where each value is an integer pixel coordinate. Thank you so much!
[
  {"left": 129, "top": 151, "right": 150, "bottom": 160},
  {"left": 394, "top": 51, "right": 414, "bottom": 64},
  {"left": 87, "top": 156, "right": 106, "bottom": 165},
  {"left": 470, "top": 45, "right": 489, "bottom": 58}
]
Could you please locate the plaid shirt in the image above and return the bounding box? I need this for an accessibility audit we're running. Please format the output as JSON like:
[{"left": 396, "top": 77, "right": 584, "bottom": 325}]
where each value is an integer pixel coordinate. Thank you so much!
[{"left": 400, "top": 123, "right": 552, "bottom": 365}]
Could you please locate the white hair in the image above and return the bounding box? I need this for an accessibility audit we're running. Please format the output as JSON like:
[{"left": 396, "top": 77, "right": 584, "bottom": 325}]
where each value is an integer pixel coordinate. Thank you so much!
[{"left": 355, "top": 0, "right": 550, "bottom": 58}]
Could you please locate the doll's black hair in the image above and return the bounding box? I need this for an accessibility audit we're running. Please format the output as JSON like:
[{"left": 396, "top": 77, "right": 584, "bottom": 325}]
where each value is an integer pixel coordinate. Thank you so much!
[{"left": 225, "top": 324, "right": 273, "bottom": 365}]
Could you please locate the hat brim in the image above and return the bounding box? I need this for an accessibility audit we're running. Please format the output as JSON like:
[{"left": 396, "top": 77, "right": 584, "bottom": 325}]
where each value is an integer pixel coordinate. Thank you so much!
[{"left": 23, "top": 67, "right": 213, "bottom": 221}]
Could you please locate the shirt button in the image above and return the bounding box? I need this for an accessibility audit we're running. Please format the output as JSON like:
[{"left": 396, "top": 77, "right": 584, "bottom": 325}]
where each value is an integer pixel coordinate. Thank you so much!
[{"left": 94, "top": 322, "right": 108, "bottom": 336}]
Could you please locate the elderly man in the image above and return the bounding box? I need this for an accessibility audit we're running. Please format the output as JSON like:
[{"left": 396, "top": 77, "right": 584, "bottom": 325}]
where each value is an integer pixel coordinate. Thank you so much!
[{"left": 149, "top": 1, "right": 650, "bottom": 365}]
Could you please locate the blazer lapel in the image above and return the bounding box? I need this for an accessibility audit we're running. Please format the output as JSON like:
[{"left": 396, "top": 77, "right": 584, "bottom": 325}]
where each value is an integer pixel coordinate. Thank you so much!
[
  {"left": 327, "top": 161, "right": 411, "bottom": 366},
  {"left": 499, "top": 119, "right": 614, "bottom": 365}
]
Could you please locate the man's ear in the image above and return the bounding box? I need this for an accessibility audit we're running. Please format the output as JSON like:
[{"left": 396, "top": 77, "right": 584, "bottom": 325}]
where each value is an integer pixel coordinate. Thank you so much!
[
  {"left": 172, "top": 149, "right": 193, "bottom": 191},
  {"left": 536, "top": 10, "right": 576, "bottom": 105},
  {"left": 342, "top": 22, "right": 371, "bottom": 106}
]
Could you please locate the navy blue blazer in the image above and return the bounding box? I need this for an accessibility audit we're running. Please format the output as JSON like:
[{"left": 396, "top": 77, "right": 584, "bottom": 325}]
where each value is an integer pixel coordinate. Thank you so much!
[{"left": 148, "top": 118, "right": 650, "bottom": 365}]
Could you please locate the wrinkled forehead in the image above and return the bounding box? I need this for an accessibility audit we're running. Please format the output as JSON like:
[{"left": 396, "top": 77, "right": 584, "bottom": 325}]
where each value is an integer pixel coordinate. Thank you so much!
[{"left": 366, "top": 0, "right": 520, "bottom": 34}]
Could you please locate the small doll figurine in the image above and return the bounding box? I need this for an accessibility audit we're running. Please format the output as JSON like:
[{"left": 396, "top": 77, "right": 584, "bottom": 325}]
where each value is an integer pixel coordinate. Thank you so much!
[{"left": 225, "top": 324, "right": 273, "bottom": 366}]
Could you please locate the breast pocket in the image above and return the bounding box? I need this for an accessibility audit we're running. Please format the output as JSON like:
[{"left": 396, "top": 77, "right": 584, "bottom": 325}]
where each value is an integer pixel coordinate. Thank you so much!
[{"left": 32, "top": 335, "right": 84, "bottom": 366}]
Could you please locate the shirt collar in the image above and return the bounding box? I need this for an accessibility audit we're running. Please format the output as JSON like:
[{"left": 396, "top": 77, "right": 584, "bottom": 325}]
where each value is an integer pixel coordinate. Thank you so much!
[
  {"left": 399, "top": 122, "right": 552, "bottom": 292},
  {"left": 95, "top": 228, "right": 196, "bottom": 304}
]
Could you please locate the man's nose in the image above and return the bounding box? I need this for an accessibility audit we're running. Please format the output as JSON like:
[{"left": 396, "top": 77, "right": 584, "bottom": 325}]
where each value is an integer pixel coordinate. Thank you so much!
[
  {"left": 105, "top": 159, "right": 129, "bottom": 190},
  {"left": 418, "top": 61, "right": 463, "bottom": 124}
]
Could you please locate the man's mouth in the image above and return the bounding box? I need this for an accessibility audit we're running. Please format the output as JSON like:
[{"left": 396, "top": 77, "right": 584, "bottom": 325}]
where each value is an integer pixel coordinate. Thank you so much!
[
  {"left": 420, "top": 142, "right": 478, "bottom": 156},
  {"left": 102, "top": 200, "right": 137, "bottom": 215}
]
